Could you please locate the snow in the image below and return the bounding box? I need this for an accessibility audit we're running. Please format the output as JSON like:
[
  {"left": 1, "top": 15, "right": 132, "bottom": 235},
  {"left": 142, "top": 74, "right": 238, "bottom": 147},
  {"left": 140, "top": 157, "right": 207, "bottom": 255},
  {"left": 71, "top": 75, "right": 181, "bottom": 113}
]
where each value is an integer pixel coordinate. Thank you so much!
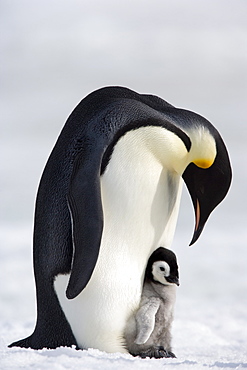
[
  {"left": 1, "top": 223, "right": 247, "bottom": 369},
  {"left": 1, "top": 0, "right": 247, "bottom": 368},
  {"left": 2, "top": 321, "right": 247, "bottom": 370}
]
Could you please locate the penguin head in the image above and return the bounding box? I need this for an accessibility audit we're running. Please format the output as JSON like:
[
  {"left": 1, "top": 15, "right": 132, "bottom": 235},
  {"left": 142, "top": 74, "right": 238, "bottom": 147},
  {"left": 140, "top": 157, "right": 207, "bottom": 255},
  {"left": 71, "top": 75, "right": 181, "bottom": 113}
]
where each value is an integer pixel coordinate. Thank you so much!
[
  {"left": 146, "top": 247, "right": 179, "bottom": 286},
  {"left": 152, "top": 261, "right": 180, "bottom": 286},
  {"left": 133, "top": 116, "right": 231, "bottom": 249},
  {"left": 181, "top": 118, "right": 232, "bottom": 245}
]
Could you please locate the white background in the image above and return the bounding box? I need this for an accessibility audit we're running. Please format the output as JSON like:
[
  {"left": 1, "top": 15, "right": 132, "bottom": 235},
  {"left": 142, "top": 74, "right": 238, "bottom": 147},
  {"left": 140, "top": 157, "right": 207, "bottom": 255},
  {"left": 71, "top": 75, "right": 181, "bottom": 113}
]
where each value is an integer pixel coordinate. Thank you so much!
[{"left": 1, "top": 1, "right": 247, "bottom": 368}]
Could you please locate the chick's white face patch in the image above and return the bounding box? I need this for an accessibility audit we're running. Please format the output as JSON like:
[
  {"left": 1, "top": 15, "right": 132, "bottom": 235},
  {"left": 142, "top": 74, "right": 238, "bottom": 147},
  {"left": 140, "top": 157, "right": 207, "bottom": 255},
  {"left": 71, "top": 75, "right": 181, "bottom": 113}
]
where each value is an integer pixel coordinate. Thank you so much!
[{"left": 152, "top": 261, "right": 171, "bottom": 285}]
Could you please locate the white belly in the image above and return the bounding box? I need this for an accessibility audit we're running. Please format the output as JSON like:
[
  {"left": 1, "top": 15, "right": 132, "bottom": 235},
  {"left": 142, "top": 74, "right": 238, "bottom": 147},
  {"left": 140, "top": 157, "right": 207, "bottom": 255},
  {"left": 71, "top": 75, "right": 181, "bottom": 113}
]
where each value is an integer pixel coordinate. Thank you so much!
[{"left": 54, "top": 129, "right": 183, "bottom": 353}]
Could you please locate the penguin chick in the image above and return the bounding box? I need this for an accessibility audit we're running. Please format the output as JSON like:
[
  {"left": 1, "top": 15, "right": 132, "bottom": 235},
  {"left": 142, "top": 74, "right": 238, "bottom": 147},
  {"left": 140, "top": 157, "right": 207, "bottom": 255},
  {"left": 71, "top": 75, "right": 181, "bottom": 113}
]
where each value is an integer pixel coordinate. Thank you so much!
[{"left": 124, "top": 247, "right": 179, "bottom": 359}]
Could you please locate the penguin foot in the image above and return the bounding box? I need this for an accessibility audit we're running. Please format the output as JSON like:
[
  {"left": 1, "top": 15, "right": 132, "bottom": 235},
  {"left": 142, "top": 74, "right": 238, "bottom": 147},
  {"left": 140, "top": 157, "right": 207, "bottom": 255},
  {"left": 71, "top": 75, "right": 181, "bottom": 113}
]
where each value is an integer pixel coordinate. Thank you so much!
[{"left": 132, "top": 346, "right": 176, "bottom": 359}]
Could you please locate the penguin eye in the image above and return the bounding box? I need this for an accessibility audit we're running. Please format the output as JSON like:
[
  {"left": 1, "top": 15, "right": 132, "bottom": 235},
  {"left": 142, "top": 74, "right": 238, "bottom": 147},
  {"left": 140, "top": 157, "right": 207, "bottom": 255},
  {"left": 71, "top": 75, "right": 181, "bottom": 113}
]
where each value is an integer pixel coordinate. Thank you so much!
[{"left": 159, "top": 267, "right": 165, "bottom": 272}]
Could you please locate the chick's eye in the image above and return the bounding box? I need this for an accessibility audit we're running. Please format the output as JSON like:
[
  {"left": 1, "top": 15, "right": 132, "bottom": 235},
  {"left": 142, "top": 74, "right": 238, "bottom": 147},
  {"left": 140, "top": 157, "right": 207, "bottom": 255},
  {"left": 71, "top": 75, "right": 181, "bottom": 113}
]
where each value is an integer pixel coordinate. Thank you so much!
[{"left": 159, "top": 267, "right": 165, "bottom": 272}]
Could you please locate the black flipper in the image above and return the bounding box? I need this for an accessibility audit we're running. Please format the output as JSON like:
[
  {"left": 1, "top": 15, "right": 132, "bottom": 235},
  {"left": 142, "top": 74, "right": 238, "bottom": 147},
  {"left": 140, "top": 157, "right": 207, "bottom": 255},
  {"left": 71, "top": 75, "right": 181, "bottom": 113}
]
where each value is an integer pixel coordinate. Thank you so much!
[{"left": 66, "top": 147, "right": 104, "bottom": 299}]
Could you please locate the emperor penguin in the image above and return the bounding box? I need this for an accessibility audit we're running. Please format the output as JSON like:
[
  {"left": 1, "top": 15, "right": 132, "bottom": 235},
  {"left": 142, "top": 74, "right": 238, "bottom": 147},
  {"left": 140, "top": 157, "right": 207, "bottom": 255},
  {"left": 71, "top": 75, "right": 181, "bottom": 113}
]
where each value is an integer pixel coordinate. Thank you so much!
[
  {"left": 9, "top": 86, "right": 232, "bottom": 353},
  {"left": 124, "top": 247, "right": 179, "bottom": 359}
]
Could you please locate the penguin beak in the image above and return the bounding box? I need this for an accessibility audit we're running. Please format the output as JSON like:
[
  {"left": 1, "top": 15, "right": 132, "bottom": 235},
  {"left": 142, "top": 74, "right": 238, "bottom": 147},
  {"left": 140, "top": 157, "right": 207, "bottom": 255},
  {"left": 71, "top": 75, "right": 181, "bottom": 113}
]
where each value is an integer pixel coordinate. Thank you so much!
[
  {"left": 182, "top": 139, "right": 232, "bottom": 246},
  {"left": 182, "top": 162, "right": 210, "bottom": 246},
  {"left": 166, "top": 276, "right": 180, "bottom": 286},
  {"left": 189, "top": 198, "right": 204, "bottom": 246}
]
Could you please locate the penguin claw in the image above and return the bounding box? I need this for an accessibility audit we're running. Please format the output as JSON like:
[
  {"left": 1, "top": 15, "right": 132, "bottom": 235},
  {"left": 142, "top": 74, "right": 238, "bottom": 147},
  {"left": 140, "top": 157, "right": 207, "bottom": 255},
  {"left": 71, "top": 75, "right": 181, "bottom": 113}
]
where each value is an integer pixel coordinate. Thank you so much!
[
  {"left": 158, "top": 347, "right": 176, "bottom": 359},
  {"left": 134, "top": 346, "right": 176, "bottom": 359}
]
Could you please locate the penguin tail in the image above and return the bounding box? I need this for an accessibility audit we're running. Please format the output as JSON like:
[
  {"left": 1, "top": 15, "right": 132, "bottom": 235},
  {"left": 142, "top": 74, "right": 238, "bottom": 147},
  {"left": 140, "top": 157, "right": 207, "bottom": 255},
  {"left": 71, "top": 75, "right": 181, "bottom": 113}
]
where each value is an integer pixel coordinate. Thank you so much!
[
  {"left": 8, "top": 325, "right": 77, "bottom": 350},
  {"left": 8, "top": 336, "right": 34, "bottom": 349},
  {"left": 8, "top": 333, "right": 76, "bottom": 350}
]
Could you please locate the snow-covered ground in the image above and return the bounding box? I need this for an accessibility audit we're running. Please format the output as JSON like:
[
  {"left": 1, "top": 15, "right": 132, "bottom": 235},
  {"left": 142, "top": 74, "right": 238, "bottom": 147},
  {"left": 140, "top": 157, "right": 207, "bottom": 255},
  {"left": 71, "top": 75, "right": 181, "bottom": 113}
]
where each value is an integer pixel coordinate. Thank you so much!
[
  {"left": 1, "top": 223, "right": 247, "bottom": 369},
  {"left": 1, "top": 0, "right": 247, "bottom": 368}
]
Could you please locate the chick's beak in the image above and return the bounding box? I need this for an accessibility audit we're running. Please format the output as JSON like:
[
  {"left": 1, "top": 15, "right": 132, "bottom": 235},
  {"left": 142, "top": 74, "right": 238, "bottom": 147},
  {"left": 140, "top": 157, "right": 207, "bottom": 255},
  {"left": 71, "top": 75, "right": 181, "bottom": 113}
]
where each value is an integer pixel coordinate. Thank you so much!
[{"left": 166, "top": 276, "right": 180, "bottom": 286}]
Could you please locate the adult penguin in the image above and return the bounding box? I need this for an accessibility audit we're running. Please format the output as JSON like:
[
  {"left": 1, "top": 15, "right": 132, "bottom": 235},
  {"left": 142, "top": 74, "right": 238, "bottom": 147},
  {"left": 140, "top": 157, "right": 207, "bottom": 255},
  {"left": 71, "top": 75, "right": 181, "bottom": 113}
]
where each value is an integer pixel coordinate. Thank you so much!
[{"left": 9, "top": 86, "right": 232, "bottom": 353}]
